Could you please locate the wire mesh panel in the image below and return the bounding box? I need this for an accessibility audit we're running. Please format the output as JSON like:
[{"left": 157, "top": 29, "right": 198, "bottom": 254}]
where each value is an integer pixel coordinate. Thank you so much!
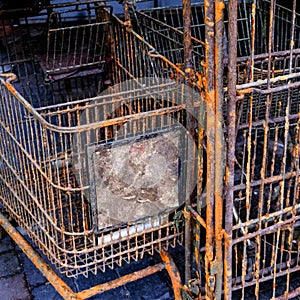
[
  {"left": 0, "top": 1, "right": 114, "bottom": 106},
  {"left": 129, "top": 0, "right": 300, "bottom": 298},
  {"left": 228, "top": 1, "right": 300, "bottom": 299},
  {"left": 0, "top": 3, "right": 201, "bottom": 280},
  {"left": 131, "top": 1, "right": 251, "bottom": 67},
  {"left": 1, "top": 0, "right": 300, "bottom": 298},
  {"left": 232, "top": 59, "right": 300, "bottom": 299}
]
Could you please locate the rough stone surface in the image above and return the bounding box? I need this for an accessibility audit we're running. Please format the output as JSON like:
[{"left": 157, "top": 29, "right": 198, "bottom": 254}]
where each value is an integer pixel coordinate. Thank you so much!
[
  {"left": 0, "top": 235, "right": 14, "bottom": 254},
  {"left": 0, "top": 273, "right": 31, "bottom": 300},
  {"left": 0, "top": 252, "right": 21, "bottom": 278},
  {"left": 20, "top": 253, "right": 47, "bottom": 288},
  {"left": 31, "top": 283, "right": 63, "bottom": 300}
]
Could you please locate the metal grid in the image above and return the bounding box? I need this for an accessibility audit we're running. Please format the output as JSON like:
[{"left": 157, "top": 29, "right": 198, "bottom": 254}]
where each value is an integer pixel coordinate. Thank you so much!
[
  {"left": 0, "top": 1, "right": 200, "bottom": 279},
  {"left": 130, "top": 0, "right": 251, "bottom": 69},
  {"left": 130, "top": 0, "right": 300, "bottom": 298},
  {"left": 1, "top": 0, "right": 300, "bottom": 299}
]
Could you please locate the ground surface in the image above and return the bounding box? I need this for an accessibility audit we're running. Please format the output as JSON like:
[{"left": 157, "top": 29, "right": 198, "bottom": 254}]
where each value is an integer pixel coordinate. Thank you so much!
[{"left": 0, "top": 230, "right": 180, "bottom": 300}]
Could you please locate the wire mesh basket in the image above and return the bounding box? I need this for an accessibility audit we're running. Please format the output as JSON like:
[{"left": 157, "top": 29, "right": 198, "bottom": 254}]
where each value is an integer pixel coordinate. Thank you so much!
[
  {"left": 131, "top": 0, "right": 300, "bottom": 297},
  {"left": 0, "top": 2, "right": 200, "bottom": 279},
  {"left": 1, "top": 0, "right": 300, "bottom": 299}
]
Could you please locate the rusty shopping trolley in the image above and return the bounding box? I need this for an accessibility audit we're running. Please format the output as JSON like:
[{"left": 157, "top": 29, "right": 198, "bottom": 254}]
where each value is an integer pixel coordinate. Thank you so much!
[
  {"left": 1, "top": 0, "right": 300, "bottom": 299},
  {"left": 129, "top": 0, "right": 300, "bottom": 299},
  {"left": 0, "top": 1, "right": 202, "bottom": 299}
]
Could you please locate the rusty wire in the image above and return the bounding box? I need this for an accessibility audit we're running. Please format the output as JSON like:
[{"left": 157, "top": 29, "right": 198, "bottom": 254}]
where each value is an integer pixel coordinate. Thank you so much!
[{"left": 0, "top": 1, "right": 300, "bottom": 299}]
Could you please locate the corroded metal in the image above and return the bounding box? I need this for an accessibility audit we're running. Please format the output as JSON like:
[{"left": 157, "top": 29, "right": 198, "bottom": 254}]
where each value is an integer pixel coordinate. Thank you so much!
[
  {"left": 1, "top": 0, "right": 300, "bottom": 299},
  {"left": 0, "top": 211, "right": 182, "bottom": 300},
  {"left": 225, "top": 0, "right": 237, "bottom": 299},
  {"left": 204, "top": 1, "right": 216, "bottom": 299},
  {"left": 160, "top": 250, "right": 183, "bottom": 300},
  {"left": 182, "top": 0, "right": 193, "bottom": 285},
  {"left": 214, "top": 0, "right": 225, "bottom": 298}
]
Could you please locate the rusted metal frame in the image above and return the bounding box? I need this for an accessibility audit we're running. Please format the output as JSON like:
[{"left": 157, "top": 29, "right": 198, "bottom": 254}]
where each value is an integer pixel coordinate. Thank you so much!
[
  {"left": 77, "top": 263, "right": 166, "bottom": 298},
  {"left": 186, "top": 205, "right": 207, "bottom": 229},
  {"left": 275, "top": 285, "right": 300, "bottom": 300},
  {"left": 224, "top": 0, "right": 238, "bottom": 299},
  {"left": 236, "top": 72, "right": 300, "bottom": 92},
  {"left": 232, "top": 212, "right": 300, "bottom": 245},
  {"left": 273, "top": 0, "right": 298, "bottom": 295},
  {"left": 136, "top": 10, "right": 206, "bottom": 46},
  {"left": 160, "top": 250, "right": 183, "bottom": 300},
  {"left": 204, "top": 0, "right": 216, "bottom": 298},
  {"left": 0, "top": 118, "right": 87, "bottom": 193},
  {"left": 237, "top": 113, "right": 299, "bottom": 131},
  {"left": 232, "top": 263, "right": 300, "bottom": 291},
  {"left": 195, "top": 111, "right": 206, "bottom": 285},
  {"left": 0, "top": 211, "right": 182, "bottom": 299},
  {"left": 123, "top": 0, "right": 131, "bottom": 26},
  {"left": 214, "top": 0, "right": 225, "bottom": 299},
  {"left": 241, "top": 84, "right": 253, "bottom": 296},
  {"left": 289, "top": 0, "right": 297, "bottom": 74},
  {"left": 250, "top": 81, "right": 300, "bottom": 94},
  {"left": 236, "top": 48, "right": 300, "bottom": 63},
  {"left": 254, "top": 0, "right": 270, "bottom": 296},
  {"left": 0, "top": 74, "right": 190, "bottom": 133},
  {"left": 0, "top": 211, "right": 81, "bottom": 300},
  {"left": 182, "top": 0, "right": 193, "bottom": 286}
]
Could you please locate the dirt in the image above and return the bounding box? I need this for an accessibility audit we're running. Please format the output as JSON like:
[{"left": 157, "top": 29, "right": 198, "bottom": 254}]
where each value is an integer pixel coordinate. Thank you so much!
[{"left": 89, "top": 128, "right": 182, "bottom": 232}]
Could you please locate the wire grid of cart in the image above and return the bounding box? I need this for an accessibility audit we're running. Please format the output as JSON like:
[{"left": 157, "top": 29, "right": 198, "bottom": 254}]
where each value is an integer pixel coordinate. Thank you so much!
[
  {"left": 0, "top": 1, "right": 201, "bottom": 285},
  {"left": 1, "top": 0, "right": 300, "bottom": 299},
  {"left": 130, "top": 0, "right": 300, "bottom": 298}
]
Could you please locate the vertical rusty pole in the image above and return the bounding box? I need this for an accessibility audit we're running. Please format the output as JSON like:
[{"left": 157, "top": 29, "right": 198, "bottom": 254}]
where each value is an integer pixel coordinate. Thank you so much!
[
  {"left": 214, "top": 0, "right": 225, "bottom": 299},
  {"left": 224, "top": 0, "right": 237, "bottom": 300},
  {"left": 124, "top": 0, "right": 131, "bottom": 26},
  {"left": 204, "top": 0, "right": 216, "bottom": 299},
  {"left": 182, "top": 0, "right": 193, "bottom": 285}
]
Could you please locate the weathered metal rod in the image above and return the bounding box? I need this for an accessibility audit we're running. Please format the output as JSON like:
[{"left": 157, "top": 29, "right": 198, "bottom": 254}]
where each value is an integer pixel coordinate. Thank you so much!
[
  {"left": 182, "top": 0, "right": 193, "bottom": 285},
  {"left": 224, "top": 1, "right": 238, "bottom": 299},
  {"left": 214, "top": 0, "right": 225, "bottom": 298}
]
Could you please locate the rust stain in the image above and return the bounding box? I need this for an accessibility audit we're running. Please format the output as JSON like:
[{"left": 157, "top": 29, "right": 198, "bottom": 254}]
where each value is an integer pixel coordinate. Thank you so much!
[
  {"left": 160, "top": 250, "right": 183, "bottom": 300},
  {"left": 215, "top": 1, "right": 225, "bottom": 23},
  {"left": 78, "top": 263, "right": 166, "bottom": 299}
]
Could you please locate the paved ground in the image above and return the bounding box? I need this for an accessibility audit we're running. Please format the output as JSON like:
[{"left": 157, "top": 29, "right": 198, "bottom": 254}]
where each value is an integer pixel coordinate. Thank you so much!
[
  {"left": 0, "top": 229, "right": 179, "bottom": 300},
  {"left": 2, "top": 226, "right": 300, "bottom": 300}
]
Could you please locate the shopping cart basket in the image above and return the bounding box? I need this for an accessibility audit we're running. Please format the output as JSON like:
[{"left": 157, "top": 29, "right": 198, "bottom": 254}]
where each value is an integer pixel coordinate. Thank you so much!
[{"left": 0, "top": 1, "right": 201, "bottom": 299}]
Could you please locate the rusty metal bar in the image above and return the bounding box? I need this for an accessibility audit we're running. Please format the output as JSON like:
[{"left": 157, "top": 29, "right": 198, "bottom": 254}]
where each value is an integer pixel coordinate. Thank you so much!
[
  {"left": 182, "top": 0, "right": 193, "bottom": 285},
  {"left": 232, "top": 214, "right": 300, "bottom": 245},
  {"left": 186, "top": 205, "right": 207, "bottom": 229},
  {"left": 76, "top": 264, "right": 166, "bottom": 299},
  {"left": 236, "top": 48, "right": 300, "bottom": 63},
  {"left": 242, "top": 1, "right": 254, "bottom": 296},
  {"left": 232, "top": 263, "right": 300, "bottom": 291},
  {"left": 267, "top": 0, "right": 275, "bottom": 89},
  {"left": 214, "top": 0, "right": 225, "bottom": 299},
  {"left": 160, "top": 250, "right": 183, "bottom": 300},
  {"left": 224, "top": 1, "right": 238, "bottom": 299},
  {"left": 204, "top": 0, "right": 216, "bottom": 298},
  {"left": 236, "top": 72, "right": 300, "bottom": 92},
  {"left": 289, "top": 0, "right": 297, "bottom": 73},
  {"left": 275, "top": 286, "right": 300, "bottom": 300}
]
